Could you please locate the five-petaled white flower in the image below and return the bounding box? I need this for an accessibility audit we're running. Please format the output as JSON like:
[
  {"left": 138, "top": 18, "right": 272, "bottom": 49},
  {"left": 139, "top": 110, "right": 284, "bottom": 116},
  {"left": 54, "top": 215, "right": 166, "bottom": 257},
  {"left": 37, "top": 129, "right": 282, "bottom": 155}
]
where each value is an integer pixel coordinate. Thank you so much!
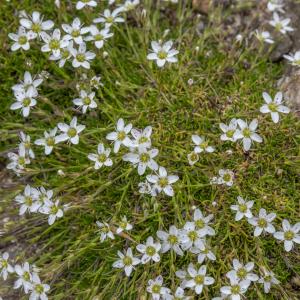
[
  {"left": 136, "top": 236, "right": 161, "bottom": 264},
  {"left": 116, "top": 215, "right": 133, "bottom": 234},
  {"left": 40, "top": 199, "right": 65, "bottom": 225},
  {"left": 41, "top": 28, "right": 68, "bottom": 57},
  {"left": 187, "top": 151, "right": 199, "bottom": 166},
  {"left": 73, "top": 90, "right": 97, "bottom": 113},
  {"left": 193, "top": 208, "right": 215, "bottom": 237},
  {"left": 88, "top": 143, "right": 113, "bottom": 169},
  {"left": 147, "top": 275, "right": 171, "bottom": 300},
  {"left": 10, "top": 87, "right": 38, "bottom": 117},
  {"left": 0, "top": 252, "right": 14, "bottom": 281},
  {"left": 35, "top": 127, "right": 58, "bottom": 155},
  {"left": 219, "top": 118, "right": 239, "bottom": 142},
  {"left": 20, "top": 11, "right": 54, "bottom": 39},
  {"left": 163, "top": 286, "right": 191, "bottom": 300},
  {"left": 267, "top": 0, "right": 284, "bottom": 13},
  {"left": 269, "top": 12, "right": 293, "bottom": 34},
  {"left": 273, "top": 219, "right": 300, "bottom": 252},
  {"left": 220, "top": 276, "right": 250, "bottom": 300},
  {"left": 248, "top": 208, "right": 276, "bottom": 237},
  {"left": 15, "top": 185, "right": 40, "bottom": 215},
  {"left": 193, "top": 243, "right": 216, "bottom": 264},
  {"left": 62, "top": 17, "right": 90, "bottom": 45},
  {"left": 258, "top": 267, "right": 280, "bottom": 293},
  {"left": 234, "top": 119, "right": 262, "bottom": 151},
  {"left": 131, "top": 126, "right": 152, "bottom": 149},
  {"left": 96, "top": 221, "right": 114, "bottom": 242},
  {"left": 147, "top": 40, "right": 179, "bottom": 68},
  {"left": 283, "top": 50, "right": 300, "bottom": 67},
  {"left": 76, "top": 0, "right": 97, "bottom": 10},
  {"left": 85, "top": 26, "right": 113, "bottom": 49},
  {"left": 180, "top": 221, "right": 205, "bottom": 251},
  {"left": 210, "top": 169, "right": 234, "bottom": 186},
  {"left": 70, "top": 42, "right": 96, "bottom": 69},
  {"left": 226, "top": 259, "right": 259, "bottom": 286},
  {"left": 29, "top": 273, "right": 50, "bottom": 300},
  {"left": 12, "top": 71, "right": 43, "bottom": 94},
  {"left": 192, "top": 135, "right": 215, "bottom": 154},
  {"left": 123, "top": 148, "right": 159, "bottom": 175},
  {"left": 122, "top": 0, "right": 140, "bottom": 11},
  {"left": 253, "top": 30, "right": 274, "bottom": 44},
  {"left": 184, "top": 264, "right": 215, "bottom": 295},
  {"left": 14, "top": 262, "right": 34, "bottom": 294},
  {"left": 157, "top": 225, "right": 185, "bottom": 256},
  {"left": 230, "top": 196, "right": 254, "bottom": 221},
  {"left": 9, "top": 26, "right": 34, "bottom": 51},
  {"left": 260, "top": 92, "right": 290, "bottom": 123},
  {"left": 106, "top": 118, "right": 133, "bottom": 153},
  {"left": 146, "top": 166, "right": 179, "bottom": 197},
  {"left": 93, "top": 8, "right": 125, "bottom": 28},
  {"left": 7, "top": 144, "right": 30, "bottom": 174},
  {"left": 112, "top": 248, "right": 140, "bottom": 277},
  {"left": 56, "top": 117, "right": 85, "bottom": 145},
  {"left": 20, "top": 131, "right": 35, "bottom": 159}
]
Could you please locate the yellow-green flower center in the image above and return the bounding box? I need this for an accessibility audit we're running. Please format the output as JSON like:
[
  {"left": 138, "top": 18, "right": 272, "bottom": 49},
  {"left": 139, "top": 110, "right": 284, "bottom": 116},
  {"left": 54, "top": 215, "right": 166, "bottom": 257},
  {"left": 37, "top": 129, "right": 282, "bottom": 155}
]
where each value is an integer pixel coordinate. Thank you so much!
[
  {"left": 188, "top": 230, "right": 198, "bottom": 241},
  {"left": 268, "top": 103, "right": 278, "bottom": 112},
  {"left": 167, "top": 234, "right": 178, "bottom": 245},
  {"left": 196, "top": 219, "right": 205, "bottom": 229},
  {"left": 139, "top": 136, "right": 148, "bottom": 144},
  {"left": 67, "top": 128, "right": 77, "bottom": 137},
  {"left": 22, "top": 98, "right": 31, "bottom": 107},
  {"left": 23, "top": 271, "right": 30, "bottom": 281},
  {"left": 223, "top": 173, "right": 231, "bottom": 182},
  {"left": 49, "top": 39, "right": 60, "bottom": 50},
  {"left": 35, "top": 284, "right": 44, "bottom": 293},
  {"left": 83, "top": 97, "right": 91, "bottom": 105},
  {"left": 195, "top": 275, "right": 204, "bottom": 285},
  {"left": 106, "top": 16, "right": 114, "bottom": 23},
  {"left": 243, "top": 128, "right": 251, "bottom": 138},
  {"left": 18, "top": 157, "right": 26, "bottom": 166},
  {"left": 117, "top": 131, "right": 126, "bottom": 141},
  {"left": 226, "top": 130, "right": 235, "bottom": 138},
  {"left": 237, "top": 268, "right": 247, "bottom": 279},
  {"left": 123, "top": 256, "right": 132, "bottom": 266},
  {"left": 258, "top": 218, "right": 267, "bottom": 228},
  {"left": 18, "top": 36, "right": 28, "bottom": 45},
  {"left": 284, "top": 230, "right": 294, "bottom": 240},
  {"left": 231, "top": 284, "right": 240, "bottom": 294},
  {"left": 140, "top": 153, "right": 150, "bottom": 163},
  {"left": 145, "top": 246, "right": 156, "bottom": 256},
  {"left": 46, "top": 137, "right": 55, "bottom": 147},
  {"left": 158, "top": 177, "right": 168, "bottom": 188},
  {"left": 25, "top": 196, "right": 33, "bottom": 206},
  {"left": 239, "top": 204, "right": 247, "bottom": 213},
  {"left": 76, "top": 53, "right": 86, "bottom": 62},
  {"left": 95, "top": 34, "right": 104, "bottom": 41},
  {"left": 98, "top": 154, "right": 107, "bottom": 163},
  {"left": 32, "top": 23, "right": 41, "bottom": 33},
  {"left": 152, "top": 284, "right": 161, "bottom": 293},
  {"left": 158, "top": 51, "right": 167, "bottom": 59},
  {"left": 72, "top": 30, "right": 80, "bottom": 37}
]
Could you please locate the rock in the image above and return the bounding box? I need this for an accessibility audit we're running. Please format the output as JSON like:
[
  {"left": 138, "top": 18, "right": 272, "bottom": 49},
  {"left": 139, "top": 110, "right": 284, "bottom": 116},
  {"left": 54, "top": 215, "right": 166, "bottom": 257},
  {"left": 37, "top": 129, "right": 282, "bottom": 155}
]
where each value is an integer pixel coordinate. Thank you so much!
[
  {"left": 269, "top": 33, "right": 293, "bottom": 62},
  {"left": 278, "top": 69, "right": 300, "bottom": 116},
  {"left": 192, "top": 0, "right": 212, "bottom": 14}
]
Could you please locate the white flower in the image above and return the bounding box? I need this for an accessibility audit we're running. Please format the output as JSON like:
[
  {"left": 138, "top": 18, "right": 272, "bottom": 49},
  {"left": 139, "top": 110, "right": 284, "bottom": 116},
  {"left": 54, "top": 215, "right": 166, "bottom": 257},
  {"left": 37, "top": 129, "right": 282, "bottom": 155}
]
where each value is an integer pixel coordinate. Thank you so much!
[
  {"left": 187, "top": 151, "right": 199, "bottom": 166},
  {"left": 93, "top": 8, "right": 125, "bottom": 27},
  {"left": 9, "top": 26, "right": 34, "bottom": 51},
  {"left": 123, "top": 148, "right": 159, "bottom": 175},
  {"left": 112, "top": 248, "right": 140, "bottom": 277},
  {"left": 90, "top": 75, "right": 103, "bottom": 89},
  {"left": 258, "top": 268, "right": 279, "bottom": 293},
  {"left": 70, "top": 42, "right": 96, "bottom": 69},
  {"left": 273, "top": 219, "right": 300, "bottom": 252},
  {"left": 85, "top": 25, "right": 113, "bottom": 49},
  {"left": 163, "top": 287, "right": 191, "bottom": 300},
  {"left": 175, "top": 266, "right": 189, "bottom": 288},
  {"left": 76, "top": 0, "right": 97, "bottom": 10},
  {"left": 10, "top": 87, "right": 38, "bottom": 117},
  {"left": 62, "top": 17, "right": 90, "bottom": 44},
  {"left": 283, "top": 50, "right": 300, "bottom": 67},
  {"left": 122, "top": 0, "right": 140, "bottom": 11},
  {"left": 267, "top": 0, "right": 284, "bottom": 13},
  {"left": 20, "top": 11, "right": 54, "bottom": 39},
  {"left": 248, "top": 208, "right": 276, "bottom": 237},
  {"left": 147, "top": 275, "right": 171, "bottom": 300},
  {"left": 14, "top": 262, "right": 34, "bottom": 293},
  {"left": 230, "top": 196, "right": 254, "bottom": 221},
  {"left": 12, "top": 71, "right": 43, "bottom": 94},
  {"left": 96, "top": 221, "right": 114, "bottom": 242},
  {"left": 192, "top": 208, "right": 215, "bottom": 237},
  {"left": 210, "top": 169, "right": 234, "bottom": 187},
  {"left": 56, "top": 117, "right": 85, "bottom": 145},
  {"left": 184, "top": 264, "right": 215, "bottom": 295},
  {"left": 254, "top": 30, "right": 274, "bottom": 44},
  {"left": 40, "top": 200, "right": 64, "bottom": 225},
  {"left": 136, "top": 236, "right": 161, "bottom": 264},
  {"left": 0, "top": 252, "right": 14, "bottom": 280},
  {"left": 219, "top": 118, "right": 239, "bottom": 142},
  {"left": 116, "top": 216, "right": 133, "bottom": 234},
  {"left": 15, "top": 185, "right": 40, "bottom": 215},
  {"left": 49, "top": 41, "right": 72, "bottom": 67},
  {"left": 193, "top": 244, "right": 216, "bottom": 264},
  {"left": 35, "top": 127, "right": 58, "bottom": 155},
  {"left": 73, "top": 90, "right": 97, "bottom": 113},
  {"left": 106, "top": 118, "right": 133, "bottom": 153},
  {"left": 146, "top": 166, "right": 179, "bottom": 197},
  {"left": 138, "top": 181, "right": 154, "bottom": 195},
  {"left": 88, "top": 143, "right": 112, "bottom": 169},
  {"left": 234, "top": 119, "right": 262, "bottom": 151},
  {"left": 29, "top": 273, "right": 50, "bottom": 300},
  {"left": 180, "top": 222, "right": 205, "bottom": 251},
  {"left": 156, "top": 225, "right": 185, "bottom": 256},
  {"left": 220, "top": 276, "right": 250, "bottom": 300},
  {"left": 7, "top": 144, "right": 30, "bottom": 174},
  {"left": 269, "top": 12, "right": 293, "bottom": 34},
  {"left": 20, "top": 131, "right": 35, "bottom": 159},
  {"left": 226, "top": 259, "right": 259, "bottom": 286},
  {"left": 147, "top": 40, "right": 179, "bottom": 68},
  {"left": 36, "top": 187, "right": 54, "bottom": 208},
  {"left": 260, "top": 92, "right": 290, "bottom": 123},
  {"left": 131, "top": 126, "right": 152, "bottom": 149},
  {"left": 41, "top": 28, "right": 68, "bottom": 57},
  {"left": 192, "top": 135, "right": 215, "bottom": 154}
]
